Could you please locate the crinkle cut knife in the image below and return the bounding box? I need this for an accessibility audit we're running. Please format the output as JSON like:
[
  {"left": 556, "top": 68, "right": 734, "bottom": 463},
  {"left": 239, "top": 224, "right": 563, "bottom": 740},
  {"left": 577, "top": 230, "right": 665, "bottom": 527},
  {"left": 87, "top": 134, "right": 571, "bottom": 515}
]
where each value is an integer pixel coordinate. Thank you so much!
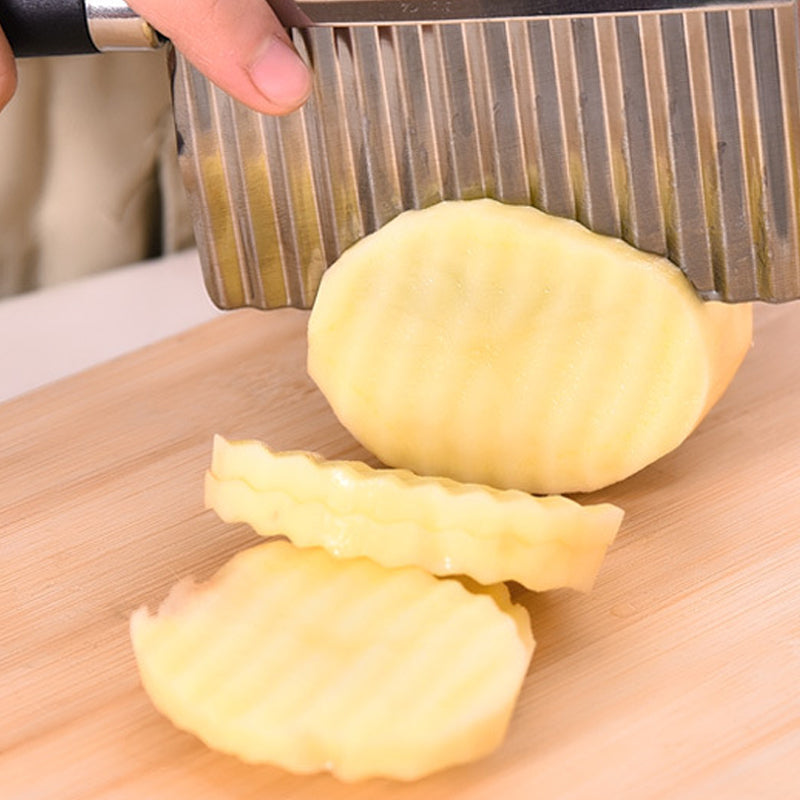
[{"left": 4, "top": 0, "right": 800, "bottom": 307}]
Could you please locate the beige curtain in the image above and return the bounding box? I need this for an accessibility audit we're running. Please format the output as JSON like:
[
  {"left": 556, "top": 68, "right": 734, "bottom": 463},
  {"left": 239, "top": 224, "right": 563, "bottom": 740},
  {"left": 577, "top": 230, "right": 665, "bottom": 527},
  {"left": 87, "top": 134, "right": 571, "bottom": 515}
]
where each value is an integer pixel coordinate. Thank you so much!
[{"left": 0, "top": 49, "right": 194, "bottom": 298}]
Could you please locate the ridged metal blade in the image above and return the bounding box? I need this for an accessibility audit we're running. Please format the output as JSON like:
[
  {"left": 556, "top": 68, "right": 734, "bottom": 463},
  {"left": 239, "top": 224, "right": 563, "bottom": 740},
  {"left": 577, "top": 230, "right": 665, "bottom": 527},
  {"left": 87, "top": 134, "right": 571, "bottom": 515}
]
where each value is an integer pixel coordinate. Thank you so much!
[{"left": 171, "top": 1, "right": 800, "bottom": 309}]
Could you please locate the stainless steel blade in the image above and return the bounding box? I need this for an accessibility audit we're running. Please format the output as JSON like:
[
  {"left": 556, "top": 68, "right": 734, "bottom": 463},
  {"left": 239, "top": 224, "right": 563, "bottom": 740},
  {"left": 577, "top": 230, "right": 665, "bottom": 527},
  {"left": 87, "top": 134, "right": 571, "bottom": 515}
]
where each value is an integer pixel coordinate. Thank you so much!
[{"left": 171, "top": 0, "right": 800, "bottom": 309}]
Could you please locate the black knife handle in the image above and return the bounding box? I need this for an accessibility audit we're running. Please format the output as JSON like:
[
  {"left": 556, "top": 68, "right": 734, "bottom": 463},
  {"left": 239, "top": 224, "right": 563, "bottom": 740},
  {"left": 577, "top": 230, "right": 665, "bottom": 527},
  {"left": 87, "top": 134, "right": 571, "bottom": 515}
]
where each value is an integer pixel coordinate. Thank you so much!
[{"left": 0, "top": 0, "right": 97, "bottom": 57}]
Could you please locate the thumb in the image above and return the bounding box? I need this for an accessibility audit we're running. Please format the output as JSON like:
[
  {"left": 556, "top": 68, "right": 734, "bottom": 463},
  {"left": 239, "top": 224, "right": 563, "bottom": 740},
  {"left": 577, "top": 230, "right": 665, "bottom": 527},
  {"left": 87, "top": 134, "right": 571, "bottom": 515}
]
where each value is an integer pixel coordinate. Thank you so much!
[{"left": 127, "top": 0, "right": 312, "bottom": 116}]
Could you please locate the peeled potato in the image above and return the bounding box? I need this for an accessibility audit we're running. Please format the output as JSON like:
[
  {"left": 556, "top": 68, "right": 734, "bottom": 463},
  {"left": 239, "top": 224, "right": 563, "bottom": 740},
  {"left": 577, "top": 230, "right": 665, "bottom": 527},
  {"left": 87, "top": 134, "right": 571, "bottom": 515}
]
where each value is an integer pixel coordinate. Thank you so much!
[
  {"left": 307, "top": 199, "right": 752, "bottom": 494},
  {"left": 205, "top": 436, "right": 623, "bottom": 592},
  {"left": 131, "top": 541, "right": 534, "bottom": 782}
]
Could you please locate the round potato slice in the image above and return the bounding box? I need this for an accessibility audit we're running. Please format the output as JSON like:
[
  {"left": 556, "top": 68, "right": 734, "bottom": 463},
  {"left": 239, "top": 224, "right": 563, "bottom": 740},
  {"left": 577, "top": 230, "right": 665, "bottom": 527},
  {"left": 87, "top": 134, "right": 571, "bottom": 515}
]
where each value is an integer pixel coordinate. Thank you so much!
[
  {"left": 307, "top": 199, "right": 752, "bottom": 494},
  {"left": 205, "top": 436, "right": 623, "bottom": 592},
  {"left": 131, "top": 541, "right": 533, "bottom": 782}
]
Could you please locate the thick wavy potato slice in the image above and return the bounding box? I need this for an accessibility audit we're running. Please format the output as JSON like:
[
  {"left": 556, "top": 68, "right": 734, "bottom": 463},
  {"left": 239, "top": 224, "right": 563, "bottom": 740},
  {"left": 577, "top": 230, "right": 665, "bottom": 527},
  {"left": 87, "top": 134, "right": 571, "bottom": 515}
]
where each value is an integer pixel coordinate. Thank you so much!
[
  {"left": 307, "top": 199, "right": 752, "bottom": 494},
  {"left": 131, "top": 541, "right": 534, "bottom": 782},
  {"left": 206, "top": 436, "right": 623, "bottom": 592}
]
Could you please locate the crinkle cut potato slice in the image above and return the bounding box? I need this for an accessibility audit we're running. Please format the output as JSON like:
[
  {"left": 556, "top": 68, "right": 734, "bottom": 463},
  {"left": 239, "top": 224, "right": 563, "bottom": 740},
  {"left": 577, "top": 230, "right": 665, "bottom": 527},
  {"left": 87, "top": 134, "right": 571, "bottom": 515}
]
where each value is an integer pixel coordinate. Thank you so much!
[
  {"left": 307, "top": 199, "right": 753, "bottom": 495},
  {"left": 205, "top": 436, "right": 623, "bottom": 592},
  {"left": 131, "top": 541, "right": 534, "bottom": 782}
]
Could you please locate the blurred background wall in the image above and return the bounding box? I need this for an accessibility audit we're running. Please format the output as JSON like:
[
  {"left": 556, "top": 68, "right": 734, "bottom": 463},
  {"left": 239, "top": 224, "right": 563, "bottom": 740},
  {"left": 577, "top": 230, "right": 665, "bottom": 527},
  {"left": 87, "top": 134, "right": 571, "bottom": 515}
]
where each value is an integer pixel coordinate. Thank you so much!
[{"left": 0, "top": 49, "right": 194, "bottom": 298}]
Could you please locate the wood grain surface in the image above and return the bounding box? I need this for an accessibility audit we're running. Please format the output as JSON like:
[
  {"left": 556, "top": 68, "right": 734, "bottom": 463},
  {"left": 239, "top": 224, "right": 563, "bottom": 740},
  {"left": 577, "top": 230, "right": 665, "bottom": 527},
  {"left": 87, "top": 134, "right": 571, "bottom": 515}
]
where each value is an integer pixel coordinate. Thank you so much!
[{"left": 1, "top": 303, "right": 799, "bottom": 799}]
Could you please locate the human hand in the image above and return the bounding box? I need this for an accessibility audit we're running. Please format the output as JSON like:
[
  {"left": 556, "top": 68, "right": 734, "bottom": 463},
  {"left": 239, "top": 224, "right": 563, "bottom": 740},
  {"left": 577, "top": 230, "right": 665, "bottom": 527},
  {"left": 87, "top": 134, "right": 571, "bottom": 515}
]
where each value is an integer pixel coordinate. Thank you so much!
[
  {"left": 0, "top": 26, "right": 16, "bottom": 112},
  {"left": 127, "top": 0, "right": 313, "bottom": 116},
  {"left": 0, "top": 0, "right": 312, "bottom": 117}
]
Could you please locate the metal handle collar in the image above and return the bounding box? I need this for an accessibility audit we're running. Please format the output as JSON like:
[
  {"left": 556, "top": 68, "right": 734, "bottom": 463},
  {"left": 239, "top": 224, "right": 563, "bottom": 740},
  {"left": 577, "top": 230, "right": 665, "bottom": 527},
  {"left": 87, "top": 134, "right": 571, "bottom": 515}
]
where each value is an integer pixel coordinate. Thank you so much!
[{"left": 86, "top": 0, "right": 163, "bottom": 50}]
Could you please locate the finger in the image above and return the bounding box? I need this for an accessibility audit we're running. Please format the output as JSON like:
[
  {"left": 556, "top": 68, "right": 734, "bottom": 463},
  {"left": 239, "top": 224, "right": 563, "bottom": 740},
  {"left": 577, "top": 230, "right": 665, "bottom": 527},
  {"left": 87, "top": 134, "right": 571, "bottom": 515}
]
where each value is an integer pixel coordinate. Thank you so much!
[
  {"left": 0, "top": 26, "right": 17, "bottom": 111},
  {"left": 127, "top": 0, "right": 312, "bottom": 116}
]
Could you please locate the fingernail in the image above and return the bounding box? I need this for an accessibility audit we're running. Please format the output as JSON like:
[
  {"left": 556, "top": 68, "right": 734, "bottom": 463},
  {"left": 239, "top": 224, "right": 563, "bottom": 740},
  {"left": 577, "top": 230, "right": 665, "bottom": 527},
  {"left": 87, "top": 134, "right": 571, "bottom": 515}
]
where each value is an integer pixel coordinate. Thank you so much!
[{"left": 249, "top": 36, "right": 312, "bottom": 111}]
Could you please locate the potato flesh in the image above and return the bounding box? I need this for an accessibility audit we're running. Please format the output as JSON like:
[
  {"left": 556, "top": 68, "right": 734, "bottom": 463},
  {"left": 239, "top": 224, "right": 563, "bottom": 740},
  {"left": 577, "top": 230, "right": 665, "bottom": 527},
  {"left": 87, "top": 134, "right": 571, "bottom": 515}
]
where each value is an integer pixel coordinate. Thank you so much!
[
  {"left": 130, "top": 541, "right": 534, "bottom": 782},
  {"left": 307, "top": 199, "right": 753, "bottom": 494},
  {"left": 205, "top": 436, "right": 623, "bottom": 592}
]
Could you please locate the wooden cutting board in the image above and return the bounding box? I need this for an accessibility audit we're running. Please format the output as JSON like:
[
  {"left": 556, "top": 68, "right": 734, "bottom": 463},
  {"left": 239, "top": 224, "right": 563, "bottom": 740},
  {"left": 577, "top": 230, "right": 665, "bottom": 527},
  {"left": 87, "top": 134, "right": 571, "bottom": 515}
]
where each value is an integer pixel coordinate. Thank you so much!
[{"left": 1, "top": 303, "right": 799, "bottom": 799}]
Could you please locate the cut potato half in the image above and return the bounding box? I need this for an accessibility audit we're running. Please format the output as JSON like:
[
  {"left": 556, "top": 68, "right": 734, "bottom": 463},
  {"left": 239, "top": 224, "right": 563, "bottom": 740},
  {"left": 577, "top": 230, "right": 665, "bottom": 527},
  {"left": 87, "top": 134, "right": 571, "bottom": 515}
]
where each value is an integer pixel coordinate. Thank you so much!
[
  {"left": 206, "top": 436, "right": 623, "bottom": 592},
  {"left": 307, "top": 199, "right": 752, "bottom": 494},
  {"left": 131, "top": 541, "right": 534, "bottom": 782}
]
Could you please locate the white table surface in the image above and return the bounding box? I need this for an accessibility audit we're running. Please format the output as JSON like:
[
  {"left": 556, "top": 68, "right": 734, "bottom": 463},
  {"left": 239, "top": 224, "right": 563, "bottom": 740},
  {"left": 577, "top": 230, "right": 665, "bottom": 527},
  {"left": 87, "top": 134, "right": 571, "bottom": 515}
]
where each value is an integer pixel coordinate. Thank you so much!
[{"left": 0, "top": 249, "right": 222, "bottom": 403}]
